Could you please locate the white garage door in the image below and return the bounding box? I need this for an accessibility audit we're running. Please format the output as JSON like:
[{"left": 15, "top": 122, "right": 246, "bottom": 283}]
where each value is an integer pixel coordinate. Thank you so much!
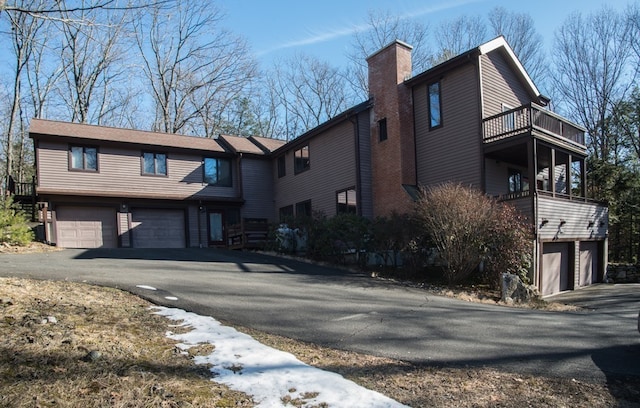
[
  {"left": 131, "top": 209, "right": 186, "bottom": 248},
  {"left": 579, "top": 242, "right": 599, "bottom": 287},
  {"left": 541, "top": 242, "right": 571, "bottom": 296},
  {"left": 56, "top": 206, "right": 117, "bottom": 248}
]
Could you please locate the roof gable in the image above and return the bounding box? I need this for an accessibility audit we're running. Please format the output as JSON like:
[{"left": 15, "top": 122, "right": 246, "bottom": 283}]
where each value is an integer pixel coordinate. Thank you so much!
[{"left": 406, "top": 36, "right": 545, "bottom": 104}]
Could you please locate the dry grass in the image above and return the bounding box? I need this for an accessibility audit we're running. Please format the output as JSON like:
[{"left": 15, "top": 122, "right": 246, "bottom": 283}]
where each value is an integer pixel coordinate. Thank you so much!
[
  {"left": 0, "top": 277, "right": 252, "bottom": 407},
  {"left": 1, "top": 276, "right": 638, "bottom": 407}
]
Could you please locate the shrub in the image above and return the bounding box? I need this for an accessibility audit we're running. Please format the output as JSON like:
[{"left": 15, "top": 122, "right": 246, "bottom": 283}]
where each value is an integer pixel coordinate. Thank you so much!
[
  {"left": 482, "top": 203, "right": 533, "bottom": 288},
  {"left": 414, "top": 183, "right": 532, "bottom": 286},
  {"left": 0, "top": 196, "right": 34, "bottom": 246}
]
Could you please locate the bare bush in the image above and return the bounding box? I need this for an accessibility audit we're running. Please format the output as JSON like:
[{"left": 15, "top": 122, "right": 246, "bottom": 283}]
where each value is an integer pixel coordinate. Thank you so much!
[{"left": 414, "top": 183, "right": 532, "bottom": 286}]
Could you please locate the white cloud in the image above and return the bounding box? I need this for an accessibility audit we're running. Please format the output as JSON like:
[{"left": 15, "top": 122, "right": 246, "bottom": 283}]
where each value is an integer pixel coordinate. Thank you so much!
[{"left": 258, "top": 0, "right": 482, "bottom": 56}]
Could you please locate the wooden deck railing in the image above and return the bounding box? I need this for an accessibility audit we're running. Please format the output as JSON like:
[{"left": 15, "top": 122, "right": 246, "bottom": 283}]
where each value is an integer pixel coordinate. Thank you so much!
[{"left": 483, "top": 103, "right": 585, "bottom": 146}]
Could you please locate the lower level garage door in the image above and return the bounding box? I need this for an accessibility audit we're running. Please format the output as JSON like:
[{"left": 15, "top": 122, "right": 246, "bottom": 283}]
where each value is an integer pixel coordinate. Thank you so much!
[
  {"left": 131, "top": 209, "right": 186, "bottom": 248},
  {"left": 579, "top": 241, "right": 599, "bottom": 287},
  {"left": 56, "top": 206, "right": 118, "bottom": 248},
  {"left": 541, "top": 242, "right": 571, "bottom": 296}
]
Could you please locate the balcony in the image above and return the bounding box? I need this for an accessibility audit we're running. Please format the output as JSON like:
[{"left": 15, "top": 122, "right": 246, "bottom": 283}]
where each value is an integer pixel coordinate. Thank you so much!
[{"left": 483, "top": 103, "right": 585, "bottom": 148}]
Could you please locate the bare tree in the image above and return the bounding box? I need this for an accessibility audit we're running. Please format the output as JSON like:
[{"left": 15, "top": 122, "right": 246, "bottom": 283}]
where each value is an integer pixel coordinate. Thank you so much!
[
  {"left": 347, "top": 9, "right": 431, "bottom": 99},
  {"left": 432, "top": 15, "right": 487, "bottom": 65},
  {"left": 488, "top": 7, "right": 547, "bottom": 84},
  {"left": 271, "top": 53, "right": 351, "bottom": 140},
  {"left": 551, "top": 7, "right": 633, "bottom": 162},
  {"left": 1, "top": 0, "right": 47, "bottom": 184},
  {"left": 55, "top": 1, "right": 130, "bottom": 124},
  {"left": 134, "top": 0, "right": 256, "bottom": 136}
]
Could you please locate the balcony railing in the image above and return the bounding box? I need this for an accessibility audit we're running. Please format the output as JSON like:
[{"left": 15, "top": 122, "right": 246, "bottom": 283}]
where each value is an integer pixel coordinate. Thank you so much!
[{"left": 483, "top": 103, "right": 585, "bottom": 147}]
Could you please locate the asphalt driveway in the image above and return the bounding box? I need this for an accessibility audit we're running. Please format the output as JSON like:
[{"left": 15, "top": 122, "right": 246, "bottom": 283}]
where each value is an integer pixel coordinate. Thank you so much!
[{"left": 1, "top": 248, "right": 639, "bottom": 384}]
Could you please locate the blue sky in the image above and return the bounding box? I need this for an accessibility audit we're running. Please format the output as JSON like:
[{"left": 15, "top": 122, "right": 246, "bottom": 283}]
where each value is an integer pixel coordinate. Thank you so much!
[{"left": 219, "top": 0, "right": 633, "bottom": 69}]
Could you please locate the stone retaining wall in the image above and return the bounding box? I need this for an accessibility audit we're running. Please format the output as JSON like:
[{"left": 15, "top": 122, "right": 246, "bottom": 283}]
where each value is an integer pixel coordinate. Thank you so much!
[{"left": 606, "top": 264, "right": 640, "bottom": 283}]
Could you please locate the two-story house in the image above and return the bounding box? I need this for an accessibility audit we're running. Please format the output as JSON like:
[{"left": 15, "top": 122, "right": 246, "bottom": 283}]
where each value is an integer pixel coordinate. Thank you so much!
[
  {"left": 30, "top": 119, "right": 283, "bottom": 249},
  {"left": 27, "top": 36, "right": 607, "bottom": 296}
]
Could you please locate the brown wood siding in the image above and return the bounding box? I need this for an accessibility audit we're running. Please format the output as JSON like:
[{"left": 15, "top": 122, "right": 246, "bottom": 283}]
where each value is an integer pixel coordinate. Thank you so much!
[
  {"left": 537, "top": 196, "right": 608, "bottom": 241},
  {"left": 187, "top": 205, "right": 202, "bottom": 247},
  {"left": 274, "top": 120, "right": 357, "bottom": 218},
  {"left": 241, "top": 158, "right": 275, "bottom": 220},
  {"left": 414, "top": 63, "right": 482, "bottom": 188},
  {"left": 36, "top": 140, "right": 238, "bottom": 199},
  {"left": 480, "top": 52, "right": 533, "bottom": 118},
  {"left": 118, "top": 211, "right": 130, "bottom": 247},
  {"left": 357, "top": 110, "right": 374, "bottom": 218}
]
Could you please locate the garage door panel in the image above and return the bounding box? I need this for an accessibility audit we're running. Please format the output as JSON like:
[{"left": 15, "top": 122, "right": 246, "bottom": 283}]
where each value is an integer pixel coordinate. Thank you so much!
[
  {"left": 131, "top": 209, "right": 186, "bottom": 248},
  {"left": 579, "top": 242, "right": 599, "bottom": 287},
  {"left": 542, "top": 242, "right": 570, "bottom": 296},
  {"left": 56, "top": 206, "right": 117, "bottom": 249}
]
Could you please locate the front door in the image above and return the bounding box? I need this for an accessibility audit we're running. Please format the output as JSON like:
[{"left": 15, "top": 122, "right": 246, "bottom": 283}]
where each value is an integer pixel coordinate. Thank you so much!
[{"left": 208, "top": 210, "right": 225, "bottom": 246}]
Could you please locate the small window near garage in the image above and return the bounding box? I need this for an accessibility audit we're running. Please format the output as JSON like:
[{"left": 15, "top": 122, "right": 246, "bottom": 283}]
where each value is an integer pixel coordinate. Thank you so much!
[
  {"left": 277, "top": 156, "right": 286, "bottom": 178},
  {"left": 337, "top": 188, "right": 357, "bottom": 214},
  {"left": 279, "top": 205, "right": 294, "bottom": 222},
  {"left": 294, "top": 145, "right": 310, "bottom": 174},
  {"left": 69, "top": 145, "right": 98, "bottom": 171},
  {"left": 204, "top": 157, "right": 232, "bottom": 187},
  {"left": 295, "top": 200, "right": 312, "bottom": 218},
  {"left": 378, "top": 118, "right": 388, "bottom": 142},
  {"left": 428, "top": 82, "right": 442, "bottom": 129},
  {"left": 142, "top": 152, "right": 167, "bottom": 176}
]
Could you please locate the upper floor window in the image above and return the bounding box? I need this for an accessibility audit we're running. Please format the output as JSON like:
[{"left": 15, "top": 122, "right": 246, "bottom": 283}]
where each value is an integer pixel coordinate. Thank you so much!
[
  {"left": 378, "top": 118, "right": 388, "bottom": 142},
  {"left": 142, "top": 152, "right": 167, "bottom": 176},
  {"left": 294, "top": 145, "right": 310, "bottom": 174},
  {"left": 204, "top": 157, "right": 232, "bottom": 187},
  {"left": 428, "top": 82, "right": 442, "bottom": 129},
  {"left": 69, "top": 145, "right": 97, "bottom": 171},
  {"left": 337, "top": 188, "right": 357, "bottom": 214},
  {"left": 277, "top": 156, "right": 286, "bottom": 178}
]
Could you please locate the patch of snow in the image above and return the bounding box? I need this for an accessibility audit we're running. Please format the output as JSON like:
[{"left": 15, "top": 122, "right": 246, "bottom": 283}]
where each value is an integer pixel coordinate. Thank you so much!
[
  {"left": 136, "top": 285, "right": 157, "bottom": 291},
  {"left": 153, "top": 307, "right": 409, "bottom": 408},
  {"left": 164, "top": 296, "right": 179, "bottom": 301}
]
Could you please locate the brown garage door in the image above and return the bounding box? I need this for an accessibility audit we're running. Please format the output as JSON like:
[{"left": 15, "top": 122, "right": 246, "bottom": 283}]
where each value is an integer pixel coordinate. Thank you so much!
[
  {"left": 541, "top": 242, "right": 571, "bottom": 296},
  {"left": 56, "top": 206, "right": 118, "bottom": 248},
  {"left": 131, "top": 209, "right": 186, "bottom": 248},
  {"left": 579, "top": 241, "right": 599, "bottom": 287}
]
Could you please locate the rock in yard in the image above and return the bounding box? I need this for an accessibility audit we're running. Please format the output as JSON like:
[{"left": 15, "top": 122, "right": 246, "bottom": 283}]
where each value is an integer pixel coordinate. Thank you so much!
[
  {"left": 501, "top": 273, "right": 538, "bottom": 304},
  {"left": 82, "top": 350, "right": 102, "bottom": 362}
]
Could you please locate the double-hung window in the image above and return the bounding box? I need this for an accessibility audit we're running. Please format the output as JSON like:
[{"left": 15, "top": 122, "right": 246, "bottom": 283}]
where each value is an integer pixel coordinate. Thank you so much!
[
  {"left": 294, "top": 145, "right": 310, "bottom": 174},
  {"left": 337, "top": 188, "right": 357, "bottom": 214},
  {"left": 428, "top": 82, "right": 442, "bottom": 129},
  {"left": 204, "top": 157, "right": 232, "bottom": 187},
  {"left": 142, "top": 152, "right": 167, "bottom": 176},
  {"left": 69, "top": 145, "right": 98, "bottom": 171}
]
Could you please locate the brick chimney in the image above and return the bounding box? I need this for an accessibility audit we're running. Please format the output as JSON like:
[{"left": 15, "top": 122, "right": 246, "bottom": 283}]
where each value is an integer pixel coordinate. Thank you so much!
[{"left": 366, "top": 40, "right": 416, "bottom": 217}]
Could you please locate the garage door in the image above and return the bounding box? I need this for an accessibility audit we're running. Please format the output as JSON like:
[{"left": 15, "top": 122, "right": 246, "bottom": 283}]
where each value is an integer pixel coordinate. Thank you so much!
[
  {"left": 131, "top": 209, "right": 186, "bottom": 248},
  {"left": 56, "top": 206, "right": 117, "bottom": 248},
  {"left": 579, "top": 242, "right": 599, "bottom": 287},
  {"left": 541, "top": 242, "right": 571, "bottom": 296}
]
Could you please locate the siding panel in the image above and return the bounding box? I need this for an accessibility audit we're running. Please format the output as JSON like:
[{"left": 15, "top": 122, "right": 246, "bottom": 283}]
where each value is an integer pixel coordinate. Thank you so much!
[
  {"left": 242, "top": 158, "right": 275, "bottom": 220},
  {"left": 481, "top": 52, "right": 532, "bottom": 118},
  {"left": 414, "top": 63, "right": 482, "bottom": 188},
  {"left": 274, "top": 120, "right": 357, "bottom": 218},
  {"left": 537, "top": 197, "right": 608, "bottom": 241},
  {"left": 36, "top": 140, "right": 238, "bottom": 199}
]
